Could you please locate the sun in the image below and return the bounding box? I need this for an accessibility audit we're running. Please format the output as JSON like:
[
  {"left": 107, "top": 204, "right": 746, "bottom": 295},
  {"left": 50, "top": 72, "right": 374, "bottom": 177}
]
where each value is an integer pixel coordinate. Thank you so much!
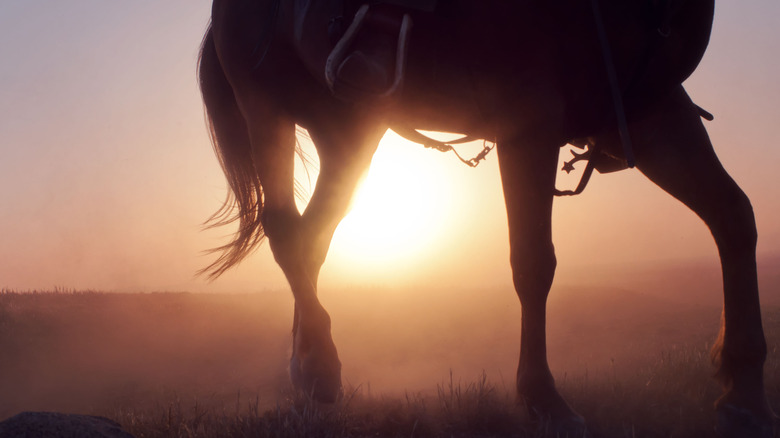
[
  {"left": 295, "top": 130, "right": 466, "bottom": 278},
  {"left": 331, "top": 134, "right": 452, "bottom": 264}
]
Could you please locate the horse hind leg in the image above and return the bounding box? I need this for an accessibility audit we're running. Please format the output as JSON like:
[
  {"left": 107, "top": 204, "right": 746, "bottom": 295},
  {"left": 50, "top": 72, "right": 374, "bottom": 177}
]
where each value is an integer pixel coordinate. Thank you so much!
[
  {"left": 203, "top": 25, "right": 343, "bottom": 402},
  {"left": 633, "top": 85, "right": 775, "bottom": 437}
]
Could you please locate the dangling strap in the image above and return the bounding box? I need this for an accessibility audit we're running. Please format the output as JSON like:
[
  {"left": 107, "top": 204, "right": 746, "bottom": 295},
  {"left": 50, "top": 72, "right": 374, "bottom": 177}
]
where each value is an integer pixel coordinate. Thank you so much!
[
  {"left": 392, "top": 127, "right": 494, "bottom": 167},
  {"left": 591, "top": 0, "right": 635, "bottom": 168}
]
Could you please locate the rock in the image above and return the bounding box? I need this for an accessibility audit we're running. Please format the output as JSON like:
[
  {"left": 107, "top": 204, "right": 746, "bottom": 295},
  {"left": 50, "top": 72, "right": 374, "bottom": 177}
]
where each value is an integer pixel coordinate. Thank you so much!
[{"left": 0, "top": 412, "right": 135, "bottom": 438}]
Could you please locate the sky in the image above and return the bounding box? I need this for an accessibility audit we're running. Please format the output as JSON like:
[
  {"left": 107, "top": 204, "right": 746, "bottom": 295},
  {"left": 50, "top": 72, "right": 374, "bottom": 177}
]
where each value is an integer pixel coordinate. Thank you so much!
[{"left": 0, "top": 1, "right": 778, "bottom": 294}]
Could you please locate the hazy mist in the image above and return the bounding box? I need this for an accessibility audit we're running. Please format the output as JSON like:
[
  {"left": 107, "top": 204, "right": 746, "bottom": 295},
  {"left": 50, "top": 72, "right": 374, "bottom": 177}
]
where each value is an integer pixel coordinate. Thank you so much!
[{"left": 3, "top": 259, "right": 778, "bottom": 419}]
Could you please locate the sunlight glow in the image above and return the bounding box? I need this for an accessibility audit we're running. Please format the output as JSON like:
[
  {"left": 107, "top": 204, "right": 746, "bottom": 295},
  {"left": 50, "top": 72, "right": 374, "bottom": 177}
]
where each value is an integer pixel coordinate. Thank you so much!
[
  {"left": 296, "top": 130, "right": 472, "bottom": 277},
  {"left": 328, "top": 132, "right": 456, "bottom": 273}
]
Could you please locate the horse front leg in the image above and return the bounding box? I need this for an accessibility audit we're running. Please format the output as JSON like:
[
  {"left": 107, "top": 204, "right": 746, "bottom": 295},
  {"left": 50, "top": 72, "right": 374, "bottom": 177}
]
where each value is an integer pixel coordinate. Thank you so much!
[
  {"left": 281, "top": 116, "right": 384, "bottom": 402},
  {"left": 497, "top": 139, "right": 587, "bottom": 435},
  {"left": 231, "top": 109, "right": 340, "bottom": 402},
  {"left": 262, "top": 206, "right": 344, "bottom": 402}
]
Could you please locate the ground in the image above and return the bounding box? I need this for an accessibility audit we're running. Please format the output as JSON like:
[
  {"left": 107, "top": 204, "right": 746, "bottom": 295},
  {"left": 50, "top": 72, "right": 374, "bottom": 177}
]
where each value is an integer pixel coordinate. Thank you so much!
[{"left": 1, "top": 260, "right": 779, "bottom": 437}]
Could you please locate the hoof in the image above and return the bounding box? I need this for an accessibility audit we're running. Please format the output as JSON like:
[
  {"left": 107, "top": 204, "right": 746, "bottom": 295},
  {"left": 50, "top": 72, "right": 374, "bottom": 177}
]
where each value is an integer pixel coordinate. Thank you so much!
[
  {"left": 535, "top": 413, "right": 589, "bottom": 438},
  {"left": 716, "top": 403, "right": 775, "bottom": 438},
  {"left": 290, "top": 350, "right": 342, "bottom": 403},
  {"left": 522, "top": 392, "right": 589, "bottom": 438}
]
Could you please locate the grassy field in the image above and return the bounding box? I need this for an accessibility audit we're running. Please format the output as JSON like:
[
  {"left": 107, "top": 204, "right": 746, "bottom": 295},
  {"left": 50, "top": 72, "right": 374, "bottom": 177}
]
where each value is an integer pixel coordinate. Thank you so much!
[{"left": 1, "top": 281, "right": 779, "bottom": 437}]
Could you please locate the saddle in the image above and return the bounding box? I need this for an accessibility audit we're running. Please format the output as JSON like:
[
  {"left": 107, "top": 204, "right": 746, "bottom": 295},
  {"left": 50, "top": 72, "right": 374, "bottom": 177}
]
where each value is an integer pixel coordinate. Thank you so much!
[{"left": 295, "top": 0, "right": 713, "bottom": 195}]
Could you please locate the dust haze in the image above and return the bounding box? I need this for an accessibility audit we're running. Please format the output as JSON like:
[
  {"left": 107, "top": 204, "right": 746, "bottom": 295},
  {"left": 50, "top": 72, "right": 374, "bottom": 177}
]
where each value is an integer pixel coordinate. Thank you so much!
[{"left": 2, "top": 257, "right": 779, "bottom": 419}]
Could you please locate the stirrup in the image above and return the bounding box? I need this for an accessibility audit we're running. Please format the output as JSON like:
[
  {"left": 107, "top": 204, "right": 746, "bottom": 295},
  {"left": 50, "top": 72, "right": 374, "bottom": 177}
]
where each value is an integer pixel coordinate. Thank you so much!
[{"left": 325, "top": 4, "right": 413, "bottom": 101}]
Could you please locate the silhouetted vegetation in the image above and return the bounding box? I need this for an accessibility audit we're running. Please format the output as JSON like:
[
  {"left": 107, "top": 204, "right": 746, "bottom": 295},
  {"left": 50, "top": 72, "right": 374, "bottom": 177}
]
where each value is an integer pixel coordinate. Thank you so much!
[{"left": 1, "top": 285, "right": 778, "bottom": 437}]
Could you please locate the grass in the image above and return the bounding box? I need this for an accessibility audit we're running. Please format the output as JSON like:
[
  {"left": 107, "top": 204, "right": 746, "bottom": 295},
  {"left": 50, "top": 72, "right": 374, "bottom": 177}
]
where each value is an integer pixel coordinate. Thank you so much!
[
  {"left": 106, "top": 351, "right": 724, "bottom": 438},
  {"left": 110, "top": 373, "right": 531, "bottom": 438},
  {"left": 1, "top": 288, "right": 779, "bottom": 437}
]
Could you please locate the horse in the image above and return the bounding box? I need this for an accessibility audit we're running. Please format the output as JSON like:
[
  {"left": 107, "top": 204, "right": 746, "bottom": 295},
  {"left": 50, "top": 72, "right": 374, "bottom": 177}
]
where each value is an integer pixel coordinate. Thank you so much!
[{"left": 197, "top": 0, "right": 774, "bottom": 436}]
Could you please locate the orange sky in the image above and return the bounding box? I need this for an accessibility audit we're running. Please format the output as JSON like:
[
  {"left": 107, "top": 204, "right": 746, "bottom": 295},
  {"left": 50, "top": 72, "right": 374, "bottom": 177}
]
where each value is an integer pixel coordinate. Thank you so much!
[{"left": 0, "top": 1, "right": 778, "bottom": 294}]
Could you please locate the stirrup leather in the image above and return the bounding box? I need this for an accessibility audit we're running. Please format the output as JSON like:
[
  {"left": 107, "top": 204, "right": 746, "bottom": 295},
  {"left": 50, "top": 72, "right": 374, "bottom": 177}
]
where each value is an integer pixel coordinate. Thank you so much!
[{"left": 325, "top": 4, "right": 413, "bottom": 100}]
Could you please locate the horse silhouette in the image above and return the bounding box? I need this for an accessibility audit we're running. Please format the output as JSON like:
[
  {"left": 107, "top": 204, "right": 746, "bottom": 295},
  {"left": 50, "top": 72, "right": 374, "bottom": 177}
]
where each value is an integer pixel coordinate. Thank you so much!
[{"left": 197, "top": 0, "right": 774, "bottom": 436}]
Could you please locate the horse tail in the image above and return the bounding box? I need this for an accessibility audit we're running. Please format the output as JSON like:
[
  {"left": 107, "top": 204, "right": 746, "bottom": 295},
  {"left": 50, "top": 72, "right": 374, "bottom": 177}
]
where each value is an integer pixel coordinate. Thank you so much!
[{"left": 197, "top": 25, "right": 265, "bottom": 279}]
